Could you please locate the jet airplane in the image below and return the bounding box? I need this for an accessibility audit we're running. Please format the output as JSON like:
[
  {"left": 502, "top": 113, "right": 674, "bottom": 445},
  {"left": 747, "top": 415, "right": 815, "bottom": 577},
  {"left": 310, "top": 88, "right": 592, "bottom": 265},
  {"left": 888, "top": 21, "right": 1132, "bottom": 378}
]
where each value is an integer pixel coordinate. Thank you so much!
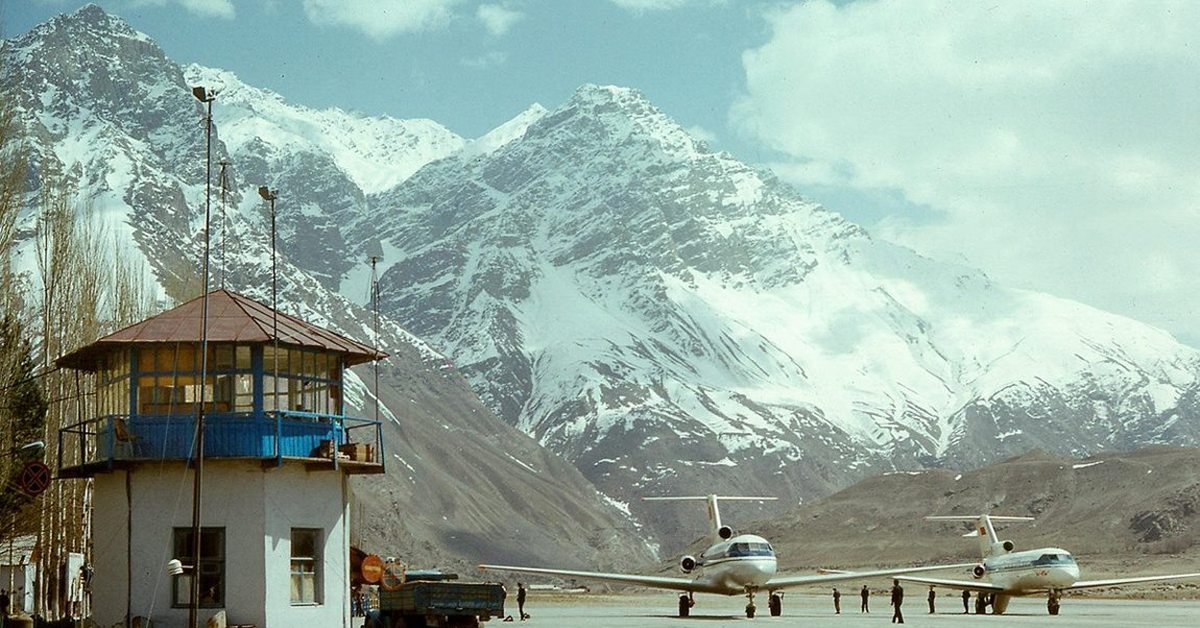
[
  {"left": 899, "top": 514, "right": 1200, "bottom": 615},
  {"left": 481, "top": 495, "right": 971, "bottom": 618}
]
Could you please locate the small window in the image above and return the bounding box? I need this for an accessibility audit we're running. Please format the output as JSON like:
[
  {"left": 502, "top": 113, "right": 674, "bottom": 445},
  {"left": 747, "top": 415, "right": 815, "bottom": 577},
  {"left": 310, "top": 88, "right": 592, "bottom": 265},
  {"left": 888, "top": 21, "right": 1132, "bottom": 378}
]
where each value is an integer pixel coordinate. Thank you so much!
[
  {"left": 235, "top": 345, "right": 252, "bottom": 370},
  {"left": 291, "top": 528, "right": 322, "bottom": 605},
  {"left": 172, "top": 527, "right": 225, "bottom": 608}
]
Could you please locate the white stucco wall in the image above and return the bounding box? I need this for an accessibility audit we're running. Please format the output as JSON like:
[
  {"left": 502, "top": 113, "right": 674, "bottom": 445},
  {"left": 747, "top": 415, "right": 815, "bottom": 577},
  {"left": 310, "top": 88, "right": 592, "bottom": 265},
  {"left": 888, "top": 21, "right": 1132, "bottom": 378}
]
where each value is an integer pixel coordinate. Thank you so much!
[{"left": 91, "top": 461, "right": 350, "bottom": 628}]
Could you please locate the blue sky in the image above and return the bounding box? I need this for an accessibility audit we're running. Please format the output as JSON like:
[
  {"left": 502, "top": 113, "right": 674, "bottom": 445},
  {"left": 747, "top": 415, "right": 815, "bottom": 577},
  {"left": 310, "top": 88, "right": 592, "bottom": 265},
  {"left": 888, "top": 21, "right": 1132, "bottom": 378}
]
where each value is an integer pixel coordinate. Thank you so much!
[{"left": 7, "top": 1, "right": 1200, "bottom": 347}]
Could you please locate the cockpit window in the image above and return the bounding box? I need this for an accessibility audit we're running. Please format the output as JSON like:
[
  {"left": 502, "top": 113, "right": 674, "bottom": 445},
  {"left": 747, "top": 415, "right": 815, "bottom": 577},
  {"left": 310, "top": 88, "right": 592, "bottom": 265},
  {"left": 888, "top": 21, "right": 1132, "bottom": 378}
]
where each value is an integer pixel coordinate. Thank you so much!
[
  {"left": 1032, "top": 553, "right": 1075, "bottom": 566},
  {"left": 729, "top": 542, "right": 774, "bottom": 557}
]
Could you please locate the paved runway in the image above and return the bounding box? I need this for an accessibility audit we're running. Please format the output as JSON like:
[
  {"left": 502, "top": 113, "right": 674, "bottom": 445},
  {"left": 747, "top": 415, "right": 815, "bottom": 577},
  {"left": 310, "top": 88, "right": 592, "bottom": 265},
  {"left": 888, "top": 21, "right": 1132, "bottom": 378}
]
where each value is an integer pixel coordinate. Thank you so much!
[{"left": 511, "top": 592, "right": 1200, "bottom": 626}]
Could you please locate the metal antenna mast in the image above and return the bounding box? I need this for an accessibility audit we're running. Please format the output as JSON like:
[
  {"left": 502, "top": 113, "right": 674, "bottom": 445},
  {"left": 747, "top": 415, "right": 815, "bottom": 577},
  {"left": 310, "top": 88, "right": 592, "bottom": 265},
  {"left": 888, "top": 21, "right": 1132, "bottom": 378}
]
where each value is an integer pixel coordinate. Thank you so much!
[
  {"left": 189, "top": 84, "right": 216, "bottom": 628},
  {"left": 259, "top": 186, "right": 279, "bottom": 416},
  {"left": 217, "top": 160, "right": 231, "bottom": 289},
  {"left": 368, "top": 255, "right": 382, "bottom": 423}
]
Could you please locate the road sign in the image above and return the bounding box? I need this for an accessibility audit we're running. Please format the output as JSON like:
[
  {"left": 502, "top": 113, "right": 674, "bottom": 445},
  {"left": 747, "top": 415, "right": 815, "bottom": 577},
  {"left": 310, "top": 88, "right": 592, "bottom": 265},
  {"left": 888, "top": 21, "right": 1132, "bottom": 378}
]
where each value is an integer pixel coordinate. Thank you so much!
[
  {"left": 381, "top": 562, "right": 406, "bottom": 591},
  {"left": 361, "top": 554, "right": 384, "bottom": 584},
  {"left": 18, "top": 461, "right": 51, "bottom": 496}
]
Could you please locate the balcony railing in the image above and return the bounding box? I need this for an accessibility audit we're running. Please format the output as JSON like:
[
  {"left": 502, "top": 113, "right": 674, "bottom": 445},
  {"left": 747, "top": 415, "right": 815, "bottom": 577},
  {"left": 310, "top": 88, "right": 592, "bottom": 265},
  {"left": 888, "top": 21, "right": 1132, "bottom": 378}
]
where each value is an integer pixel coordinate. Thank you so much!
[{"left": 57, "top": 411, "right": 384, "bottom": 477}]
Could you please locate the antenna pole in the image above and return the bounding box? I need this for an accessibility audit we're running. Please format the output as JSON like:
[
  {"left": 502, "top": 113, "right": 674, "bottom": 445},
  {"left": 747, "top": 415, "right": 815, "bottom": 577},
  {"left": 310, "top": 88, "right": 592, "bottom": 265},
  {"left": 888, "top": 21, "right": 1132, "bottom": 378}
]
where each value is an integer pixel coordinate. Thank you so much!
[
  {"left": 217, "top": 160, "right": 231, "bottom": 289},
  {"left": 189, "top": 85, "right": 216, "bottom": 628},
  {"left": 258, "top": 186, "right": 280, "bottom": 416},
  {"left": 368, "top": 256, "right": 381, "bottom": 423}
]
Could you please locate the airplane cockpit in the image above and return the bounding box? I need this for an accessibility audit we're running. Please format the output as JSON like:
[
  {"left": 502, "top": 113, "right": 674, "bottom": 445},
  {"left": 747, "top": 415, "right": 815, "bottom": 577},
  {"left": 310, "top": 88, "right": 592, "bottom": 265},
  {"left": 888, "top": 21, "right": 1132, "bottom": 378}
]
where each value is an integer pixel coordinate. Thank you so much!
[
  {"left": 1032, "top": 553, "right": 1077, "bottom": 567},
  {"left": 726, "top": 541, "right": 775, "bottom": 558}
]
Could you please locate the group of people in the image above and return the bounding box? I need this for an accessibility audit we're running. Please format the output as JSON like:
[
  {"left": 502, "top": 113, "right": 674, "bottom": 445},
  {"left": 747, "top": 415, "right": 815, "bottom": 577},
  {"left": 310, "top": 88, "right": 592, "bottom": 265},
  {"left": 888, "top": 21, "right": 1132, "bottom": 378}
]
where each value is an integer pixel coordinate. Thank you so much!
[
  {"left": 500, "top": 582, "right": 529, "bottom": 622},
  {"left": 832, "top": 581, "right": 964, "bottom": 623}
]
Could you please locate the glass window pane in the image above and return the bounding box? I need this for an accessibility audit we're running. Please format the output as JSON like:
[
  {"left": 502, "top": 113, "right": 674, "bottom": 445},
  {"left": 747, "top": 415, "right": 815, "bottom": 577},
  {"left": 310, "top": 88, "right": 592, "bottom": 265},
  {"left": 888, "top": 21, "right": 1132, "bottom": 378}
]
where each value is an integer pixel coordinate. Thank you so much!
[
  {"left": 214, "top": 345, "right": 234, "bottom": 370},
  {"left": 139, "top": 348, "right": 156, "bottom": 372},
  {"left": 236, "top": 345, "right": 251, "bottom": 370}
]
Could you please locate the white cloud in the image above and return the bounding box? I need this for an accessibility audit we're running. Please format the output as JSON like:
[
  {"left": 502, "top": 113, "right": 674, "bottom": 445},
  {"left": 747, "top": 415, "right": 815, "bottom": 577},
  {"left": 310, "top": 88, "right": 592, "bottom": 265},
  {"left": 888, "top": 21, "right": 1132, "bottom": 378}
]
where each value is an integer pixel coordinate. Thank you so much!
[
  {"left": 610, "top": 0, "right": 716, "bottom": 13},
  {"left": 477, "top": 3, "right": 523, "bottom": 37},
  {"left": 684, "top": 125, "right": 717, "bottom": 145},
  {"left": 302, "top": 0, "right": 464, "bottom": 40},
  {"left": 734, "top": 0, "right": 1200, "bottom": 344},
  {"left": 460, "top": 50, "right": 508, "bottom": 69},
  {"left": 125, "top": 0, "right": 235, "bottom": 19}
]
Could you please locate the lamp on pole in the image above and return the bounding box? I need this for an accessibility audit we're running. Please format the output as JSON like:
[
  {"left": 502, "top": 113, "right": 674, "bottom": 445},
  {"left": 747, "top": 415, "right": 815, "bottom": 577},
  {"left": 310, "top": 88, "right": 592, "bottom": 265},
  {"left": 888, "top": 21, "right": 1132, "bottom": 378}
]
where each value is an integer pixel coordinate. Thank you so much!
[
  {"left": 189, "top": 84, "right": 216, "bottom": 628},
  {"left": 258, "top": 187, "right": 279, "bottom": 415}
]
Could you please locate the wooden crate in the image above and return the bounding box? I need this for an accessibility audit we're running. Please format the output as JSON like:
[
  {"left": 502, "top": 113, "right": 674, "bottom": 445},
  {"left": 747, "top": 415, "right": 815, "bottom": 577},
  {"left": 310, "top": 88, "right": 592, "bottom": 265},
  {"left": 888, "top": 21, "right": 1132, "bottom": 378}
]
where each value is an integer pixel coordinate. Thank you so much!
[{"left": 339, "top": 442, "right": 374, "bottom": 462}]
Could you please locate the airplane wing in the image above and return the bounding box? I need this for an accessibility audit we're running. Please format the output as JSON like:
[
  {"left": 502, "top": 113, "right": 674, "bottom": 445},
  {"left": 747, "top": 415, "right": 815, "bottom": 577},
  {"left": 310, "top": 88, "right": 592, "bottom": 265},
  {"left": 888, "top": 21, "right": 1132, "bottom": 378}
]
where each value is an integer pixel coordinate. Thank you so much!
[
  {"left": 896, "top": 574, "right": 1007, "bottom": 593},
  {"left": 765, "top": 562, "right": 977, "bottom": 590},
  {"left": 478, "top": 564, "right": 725, "bottom": 594},
  {"left": 1066, "top": 572, "right": 1200, "bottom": 591}
]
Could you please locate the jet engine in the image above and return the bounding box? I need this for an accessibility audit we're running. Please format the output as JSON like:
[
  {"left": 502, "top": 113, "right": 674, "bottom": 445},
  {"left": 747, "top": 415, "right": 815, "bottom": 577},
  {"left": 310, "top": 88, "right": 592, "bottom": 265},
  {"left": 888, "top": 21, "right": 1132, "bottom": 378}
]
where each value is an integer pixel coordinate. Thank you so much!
[
  {"left": 718, "top": 526, "right": 733, "bottom": 540},
  {"left": 1001, "top": 540, "right": 1015, "bottom": 553},
  {"left": 680, "top": 555, "right": 697, "bottom": 573},
  {"left": 972, "top": 564, "right": 987, "bottom": 579}
]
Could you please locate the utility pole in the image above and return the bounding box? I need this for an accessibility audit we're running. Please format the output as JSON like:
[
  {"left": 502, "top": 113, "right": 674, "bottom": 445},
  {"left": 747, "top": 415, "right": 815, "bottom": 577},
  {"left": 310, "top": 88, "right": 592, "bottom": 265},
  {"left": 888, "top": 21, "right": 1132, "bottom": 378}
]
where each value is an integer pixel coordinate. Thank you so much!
[{"left": 189, "top": 84, "right": 216, "bottom": 628}]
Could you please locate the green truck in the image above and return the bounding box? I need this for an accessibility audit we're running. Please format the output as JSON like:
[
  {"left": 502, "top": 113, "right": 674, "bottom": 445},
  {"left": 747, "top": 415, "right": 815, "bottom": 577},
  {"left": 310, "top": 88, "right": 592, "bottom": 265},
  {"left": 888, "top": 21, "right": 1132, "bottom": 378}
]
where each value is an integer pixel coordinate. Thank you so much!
[{"left": 376, "top": 572, "right": 507, "bottom": 628}]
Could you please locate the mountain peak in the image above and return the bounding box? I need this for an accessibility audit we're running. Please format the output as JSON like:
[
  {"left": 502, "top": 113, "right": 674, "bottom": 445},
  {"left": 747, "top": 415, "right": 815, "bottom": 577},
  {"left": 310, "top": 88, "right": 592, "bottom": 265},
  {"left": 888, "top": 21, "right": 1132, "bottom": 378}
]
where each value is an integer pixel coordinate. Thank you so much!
[
  {"left": 57, "top": 2, "right": 148, "bottom": 41},
  {"left": 459, "top": 103, "right": 548, "bottom": 160}
]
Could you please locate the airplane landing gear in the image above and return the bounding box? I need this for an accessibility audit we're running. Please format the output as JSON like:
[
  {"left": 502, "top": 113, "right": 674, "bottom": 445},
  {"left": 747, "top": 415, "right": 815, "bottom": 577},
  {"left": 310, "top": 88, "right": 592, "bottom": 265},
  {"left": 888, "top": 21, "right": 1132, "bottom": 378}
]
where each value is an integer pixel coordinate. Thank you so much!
[
  {"left": 678, "top": 593, "right": 694, "bottom": 617},
  {"left": 768, "top": 592, "right": 782, "bottom": 616},
  {"left": 1047, "top": 589, "right": 1061, "bottom": 615},
  {"left": 745, "top": 587, "right": 757, "bottom": 618}
]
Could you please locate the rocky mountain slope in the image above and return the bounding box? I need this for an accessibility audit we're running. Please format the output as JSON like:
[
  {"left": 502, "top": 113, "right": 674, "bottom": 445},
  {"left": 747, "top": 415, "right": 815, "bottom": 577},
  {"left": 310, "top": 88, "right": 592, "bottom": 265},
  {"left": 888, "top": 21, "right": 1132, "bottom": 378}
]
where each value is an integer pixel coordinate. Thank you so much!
[
  {"left": 355, "top": 85, "right": 1200, "bottom": 546},
  {"left": 755, "top": 446, "right": 1200, "bottom": 585},
  {"left": 1, "top": 4, "right": 654, "bottom": 570},
  {"left": 6, "top": 5, "right": 1200, "bottom": 557}
]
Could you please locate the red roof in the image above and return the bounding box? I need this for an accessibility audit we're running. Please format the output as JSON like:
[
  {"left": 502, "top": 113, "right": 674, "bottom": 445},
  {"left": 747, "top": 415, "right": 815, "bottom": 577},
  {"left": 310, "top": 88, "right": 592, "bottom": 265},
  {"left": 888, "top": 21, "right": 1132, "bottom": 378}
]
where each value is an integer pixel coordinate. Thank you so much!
[{"left": 57, "top": 289, "right": 386, "bottom": 370}]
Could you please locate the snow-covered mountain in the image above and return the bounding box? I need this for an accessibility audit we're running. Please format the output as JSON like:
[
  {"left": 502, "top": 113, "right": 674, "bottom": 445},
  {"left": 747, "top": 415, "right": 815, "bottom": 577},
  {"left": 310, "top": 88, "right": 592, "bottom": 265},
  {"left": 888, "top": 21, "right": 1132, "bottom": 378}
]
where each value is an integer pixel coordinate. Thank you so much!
[
  {"left": 355, "top": 83, "right": 1200, "bottom": 540},
  {"left": 7, "top": 4, "right": 1200, "bottom": 551},
  {"left": 1, "top": 4, "right": 656, "bottom": 569}
]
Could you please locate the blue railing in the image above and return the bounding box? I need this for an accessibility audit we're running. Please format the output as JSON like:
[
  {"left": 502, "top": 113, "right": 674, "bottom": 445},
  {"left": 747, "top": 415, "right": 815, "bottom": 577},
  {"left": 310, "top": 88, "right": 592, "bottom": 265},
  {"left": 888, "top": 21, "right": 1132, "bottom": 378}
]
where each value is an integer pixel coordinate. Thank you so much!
[{"left": 57, "top": 411, "right": 384, "bottom": 472}]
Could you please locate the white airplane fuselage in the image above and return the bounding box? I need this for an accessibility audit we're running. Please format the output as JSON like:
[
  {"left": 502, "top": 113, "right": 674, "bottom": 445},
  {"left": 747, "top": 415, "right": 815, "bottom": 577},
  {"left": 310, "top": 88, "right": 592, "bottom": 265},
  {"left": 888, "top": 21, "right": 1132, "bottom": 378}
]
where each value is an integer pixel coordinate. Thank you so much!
[
  {"left": 690, "top": 533, "right": 778, "bottom": 594},
  {"left": 982, "top": 547, "right": 1080, "bottom": 593}
]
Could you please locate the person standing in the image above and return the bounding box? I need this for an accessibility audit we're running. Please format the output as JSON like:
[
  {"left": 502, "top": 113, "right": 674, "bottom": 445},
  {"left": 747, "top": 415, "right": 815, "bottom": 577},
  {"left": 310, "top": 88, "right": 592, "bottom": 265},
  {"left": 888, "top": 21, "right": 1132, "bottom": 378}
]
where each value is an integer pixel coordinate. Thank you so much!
[
  {"left": 517, "top": 582, "right": 528, "bottom": 620},
  {"left": 927, "top": 586, "right": 936, "bottom": 613},
  {"left": 962, "top": 589, "right": 970, "bottom": 613},
  {"left": 860, "top": 584, "right": 870, "bottom": 613},
  {"left": 890, "top": 579, "right": 905, "bottom": 624},
  {"left": 832, "top": 587, "right": 841, "bottom": 614}
]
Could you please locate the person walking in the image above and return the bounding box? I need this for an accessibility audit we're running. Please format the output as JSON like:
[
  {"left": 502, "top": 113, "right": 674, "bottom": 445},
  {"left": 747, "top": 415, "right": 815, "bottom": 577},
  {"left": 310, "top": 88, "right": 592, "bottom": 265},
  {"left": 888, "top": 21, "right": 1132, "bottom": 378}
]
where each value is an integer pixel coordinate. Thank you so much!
[
  {"left": 962, "top": 589, "right": 970, "bottom": 613},
  {"left": 861, "top": 584, "right": 870, "bottom": 613},
  {"left": 927, "top": 586, "right": 936, "bottom": 613},
  {"left": 890, "top": 579, "right": 905, "bottom": 624},
  {"left": 832, "top": 587, "right": 841, "bottom": 614},
  {"left": 517, "top": 582, "right": 528, "bottom": 620}
]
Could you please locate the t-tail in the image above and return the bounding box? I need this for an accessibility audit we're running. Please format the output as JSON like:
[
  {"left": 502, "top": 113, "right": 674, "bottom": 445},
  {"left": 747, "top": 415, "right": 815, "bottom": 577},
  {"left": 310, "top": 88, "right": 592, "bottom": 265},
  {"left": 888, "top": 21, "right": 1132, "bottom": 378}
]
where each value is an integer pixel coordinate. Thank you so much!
[
  {"left": 644, "top": 495, "right": 777, "bottom": 540},
  {"left": 925, "top": 514, "right": 1034, "bottom": 557}
]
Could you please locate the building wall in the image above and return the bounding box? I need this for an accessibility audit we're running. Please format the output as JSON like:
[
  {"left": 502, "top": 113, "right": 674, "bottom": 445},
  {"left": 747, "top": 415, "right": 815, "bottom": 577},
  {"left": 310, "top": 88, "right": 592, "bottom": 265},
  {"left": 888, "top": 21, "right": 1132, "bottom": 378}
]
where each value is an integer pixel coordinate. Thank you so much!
[
  {"left": 90, "top": 461, "right": 349, "bottom": 628},
  {"left": 262, "top": 467, "right": 350, "bottom": 627}
]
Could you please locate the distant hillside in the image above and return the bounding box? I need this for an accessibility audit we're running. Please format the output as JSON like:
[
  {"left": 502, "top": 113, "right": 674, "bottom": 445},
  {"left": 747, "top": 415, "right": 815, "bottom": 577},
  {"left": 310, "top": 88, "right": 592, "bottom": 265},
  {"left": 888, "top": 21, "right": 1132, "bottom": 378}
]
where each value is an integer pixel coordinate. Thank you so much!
[{"left": 752, "top": 447, "right": 1200, "bottom": 589}]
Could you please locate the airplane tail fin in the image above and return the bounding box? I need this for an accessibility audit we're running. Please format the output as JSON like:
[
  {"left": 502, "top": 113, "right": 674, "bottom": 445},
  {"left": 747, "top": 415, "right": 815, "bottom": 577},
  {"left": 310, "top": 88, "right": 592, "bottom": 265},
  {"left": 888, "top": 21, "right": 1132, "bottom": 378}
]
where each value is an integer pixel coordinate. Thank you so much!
[
  {"left": 644, "top": 495, "right": 777, "bottom": 540},
  {"left": 925, "top": 514, "right": 1034, "bottom": 557}
]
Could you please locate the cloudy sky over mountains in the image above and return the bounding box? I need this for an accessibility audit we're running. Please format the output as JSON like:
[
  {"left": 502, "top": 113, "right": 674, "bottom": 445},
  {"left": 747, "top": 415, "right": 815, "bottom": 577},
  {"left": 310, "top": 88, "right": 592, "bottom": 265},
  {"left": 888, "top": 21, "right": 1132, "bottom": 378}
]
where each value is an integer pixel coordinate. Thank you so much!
[{"left": 8, "top": 0, "right": 1199, "bottom": 346}]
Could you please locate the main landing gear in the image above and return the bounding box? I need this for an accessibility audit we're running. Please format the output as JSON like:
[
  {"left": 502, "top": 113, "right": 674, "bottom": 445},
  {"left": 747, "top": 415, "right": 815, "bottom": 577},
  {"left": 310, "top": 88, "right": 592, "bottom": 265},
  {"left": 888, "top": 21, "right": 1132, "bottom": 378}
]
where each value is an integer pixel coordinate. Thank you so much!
[
  {"left": 1047, "top": 589, "right": 1061, "bottom": 615},
  {"left": 768, "top": 592, "right": 782, "bottom": 617},
  {"left": 678, "top": 593, "right": 695, "bottom": 617}
]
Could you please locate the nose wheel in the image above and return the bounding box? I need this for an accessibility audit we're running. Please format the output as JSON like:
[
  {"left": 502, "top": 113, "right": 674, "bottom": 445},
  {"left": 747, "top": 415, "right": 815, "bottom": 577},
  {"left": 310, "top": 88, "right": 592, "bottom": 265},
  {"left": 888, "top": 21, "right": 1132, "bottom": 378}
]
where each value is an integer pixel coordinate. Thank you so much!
[
  {"left": 745, "top": 588, "right": 757, "bottom": 618},
  {"left": 1047, "top": 589, "right": 1061, "bottom": 615}
]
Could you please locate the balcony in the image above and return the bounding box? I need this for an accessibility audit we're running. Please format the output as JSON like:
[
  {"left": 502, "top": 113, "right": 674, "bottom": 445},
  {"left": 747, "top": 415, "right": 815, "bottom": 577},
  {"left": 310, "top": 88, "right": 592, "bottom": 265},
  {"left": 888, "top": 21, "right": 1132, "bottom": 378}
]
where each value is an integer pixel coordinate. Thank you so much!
[{"left": 57, "top": 410, "right": 384, "bottom": 478}]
